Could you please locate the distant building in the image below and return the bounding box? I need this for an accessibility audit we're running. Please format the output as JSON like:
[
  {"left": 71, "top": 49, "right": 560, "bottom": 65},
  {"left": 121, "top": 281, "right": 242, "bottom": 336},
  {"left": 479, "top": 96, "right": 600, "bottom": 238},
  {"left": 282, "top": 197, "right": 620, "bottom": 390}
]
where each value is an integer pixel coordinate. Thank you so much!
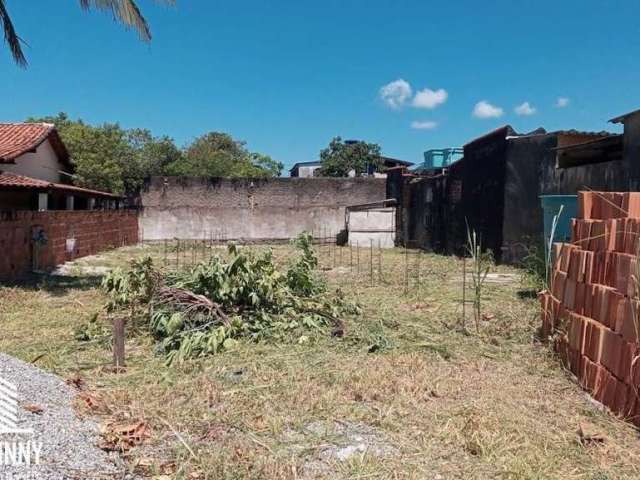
[
  {"left": 289, "top": 161, "right": 321, "bottom": 178},
  {"left": 0, "top": 123, "right": 120, "bottom": 210},
  {"left": 388, "top": 125, "right": 617, "bottom": 262},
  {"left": 375, "top": 157, "right": 414, "bottom": 177},
  {"left": 289, "top": 157, "right": 413, "bottom": 178},
  {"left": 610, "top": 108, "right": 640, "bottom": 176}
]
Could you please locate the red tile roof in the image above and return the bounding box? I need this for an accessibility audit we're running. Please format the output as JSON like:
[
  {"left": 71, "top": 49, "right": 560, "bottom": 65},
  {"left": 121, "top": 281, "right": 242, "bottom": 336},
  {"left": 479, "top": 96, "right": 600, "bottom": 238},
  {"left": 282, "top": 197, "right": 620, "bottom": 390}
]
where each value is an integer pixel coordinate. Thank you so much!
[
  {"left": 0, "top": 123, "right": 71, "bottom": 167},
  {"left": 0, "top": 172, "right": 120, "bottom": 198}
]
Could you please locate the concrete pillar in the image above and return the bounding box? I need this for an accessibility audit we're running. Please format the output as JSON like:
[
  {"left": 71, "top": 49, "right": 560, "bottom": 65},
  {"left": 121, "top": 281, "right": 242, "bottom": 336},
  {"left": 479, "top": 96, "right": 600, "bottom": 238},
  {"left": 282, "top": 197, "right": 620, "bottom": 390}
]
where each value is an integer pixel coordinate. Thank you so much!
[
  {"left": 66, "top": 195, "right": 75, "bottom": 211},
  {"left": 37, "top": 193, "right": 48, "bottom": 211}
]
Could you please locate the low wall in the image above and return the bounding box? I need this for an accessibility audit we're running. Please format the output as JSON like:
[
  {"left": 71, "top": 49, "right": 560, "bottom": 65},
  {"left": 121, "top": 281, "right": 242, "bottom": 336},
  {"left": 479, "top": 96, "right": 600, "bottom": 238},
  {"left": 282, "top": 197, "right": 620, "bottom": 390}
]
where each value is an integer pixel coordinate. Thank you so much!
[
  {"left": 139, "top": 177, "right": 387, "bottom": 241},
  {"left": 0, "top": 210, "right": 139, "bottom": 279}
]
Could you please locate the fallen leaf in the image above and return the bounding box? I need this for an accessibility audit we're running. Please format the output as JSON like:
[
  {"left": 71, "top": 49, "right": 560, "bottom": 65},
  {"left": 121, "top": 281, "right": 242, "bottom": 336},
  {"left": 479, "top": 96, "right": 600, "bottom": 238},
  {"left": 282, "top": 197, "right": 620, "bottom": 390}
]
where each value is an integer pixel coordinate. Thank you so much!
[
  {"left": 482, "top": 313, "right": 495, "bottom": 321},
  {"left": 199, "top": 424, "right": 228, "bottom": 441},
  {"left": 133, "top": 457, "right": 155, "bottom": 476},
  {"left": 22, "top": 404, "right": 44, "bottom": 415},
  {"left": 75, "top": 391, "right": 110, "bottom": 415},
  {"left": 577, "top": 422, "right": 606, "bottom": 445},
  {"left": 100, "top": 420, "right": 152, "bottom": 452},
  {"left": 428, "top": 389, "right": 441, "bottom": 398},
  {"left": 66, "top": 375, "right": 85, "bottom": 390},
  {"left": 160, "top": 461, "right": 177, "bottom": 475}
]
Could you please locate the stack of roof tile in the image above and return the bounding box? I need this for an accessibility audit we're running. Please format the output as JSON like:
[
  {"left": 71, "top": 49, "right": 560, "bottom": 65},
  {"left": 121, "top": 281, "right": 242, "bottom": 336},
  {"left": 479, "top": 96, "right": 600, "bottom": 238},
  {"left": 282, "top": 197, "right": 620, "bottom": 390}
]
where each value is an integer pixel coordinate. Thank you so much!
[{"left": 540, "top": 191, "right": 640, "bottom": 425}]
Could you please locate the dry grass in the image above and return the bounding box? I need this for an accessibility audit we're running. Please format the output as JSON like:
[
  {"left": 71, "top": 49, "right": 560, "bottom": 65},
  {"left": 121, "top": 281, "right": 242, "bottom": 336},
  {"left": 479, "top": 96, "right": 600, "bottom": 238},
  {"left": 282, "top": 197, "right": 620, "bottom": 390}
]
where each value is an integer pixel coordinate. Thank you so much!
[{"left": 1, "top": 242, "right": 640, "bottom": 479}]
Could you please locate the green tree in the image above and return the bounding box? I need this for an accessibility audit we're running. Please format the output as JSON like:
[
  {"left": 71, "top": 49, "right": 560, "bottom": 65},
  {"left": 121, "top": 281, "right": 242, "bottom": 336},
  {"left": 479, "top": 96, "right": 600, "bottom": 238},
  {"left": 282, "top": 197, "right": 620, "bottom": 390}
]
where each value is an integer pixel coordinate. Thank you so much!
[
  {"left": 166, "top": 132, "right": 282, "bottom": 178},
  {"left": 249, "top": 153, "right": 283, "bottom": 178},
  {"left": 318, "top": 137, "right": 382, "bottom": 177},
  {"left": 1, "top": 0, "right": 172, "bottom": 67},
  {"left": 27, "top": 115, "right": 281, "bottom": 194},
  {"left": 125, "top": 128, "right": 184, "bottom": 190},
  {"left": 27, "top": 113, "right": 183, "bottom": 195}
]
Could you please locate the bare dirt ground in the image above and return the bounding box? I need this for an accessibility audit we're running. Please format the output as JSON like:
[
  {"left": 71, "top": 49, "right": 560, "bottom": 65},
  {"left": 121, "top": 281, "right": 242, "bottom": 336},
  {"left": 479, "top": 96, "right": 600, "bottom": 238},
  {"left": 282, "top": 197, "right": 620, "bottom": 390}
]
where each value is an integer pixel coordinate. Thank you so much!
[{"left": 1, "top": 242, "right": 640, "bottom": 479}]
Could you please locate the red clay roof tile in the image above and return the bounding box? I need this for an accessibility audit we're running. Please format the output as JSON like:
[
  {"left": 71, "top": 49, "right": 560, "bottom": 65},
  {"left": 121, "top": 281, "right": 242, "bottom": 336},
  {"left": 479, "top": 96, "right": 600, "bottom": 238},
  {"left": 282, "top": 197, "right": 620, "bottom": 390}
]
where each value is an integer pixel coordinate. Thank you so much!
[
  {"left": 0, "top": 172, "right": 120, "bottom": 198},
  {"left": 0, "top": 123, "right": 71, "bottom": 167},
  {"left": 0, "top": 123, "right": 54, "bottom": 162}
]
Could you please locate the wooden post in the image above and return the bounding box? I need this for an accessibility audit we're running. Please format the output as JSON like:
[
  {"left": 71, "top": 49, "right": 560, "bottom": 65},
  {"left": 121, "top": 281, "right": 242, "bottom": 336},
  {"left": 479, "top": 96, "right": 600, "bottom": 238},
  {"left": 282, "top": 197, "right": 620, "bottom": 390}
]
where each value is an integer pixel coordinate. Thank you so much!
[
  {"left": 113, "top": 317, "right": 125, "bottom": 370},
  {"left": 462, "top": 256, "right": 467, "bottom": 329},
  {"left": 378, "top": 239, "right": 382, "bottom": 284},
  {"left": 370, "top": 239, "right": 374, "bottom": 286},
  {"left": 404, "top": 243, "right": 409, "bottom": 295},
  {"left": 333, "top": 232, "right": 336, "bottom": 268},
  {"left": 164, "top": 239, "right": 167, "bottom": 267},
  {"left": 350, "top": 242, "right": 353, "bottom": 273}
]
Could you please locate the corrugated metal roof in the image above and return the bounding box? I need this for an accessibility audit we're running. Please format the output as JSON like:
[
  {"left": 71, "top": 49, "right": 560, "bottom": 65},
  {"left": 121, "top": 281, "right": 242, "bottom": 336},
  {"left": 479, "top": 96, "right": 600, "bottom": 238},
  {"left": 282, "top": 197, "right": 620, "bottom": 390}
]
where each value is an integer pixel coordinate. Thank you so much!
[
  {"left": 552, "top": 134, "right": 623, "bottom": 151},
  {"left": 609, "top": 108, "right": 640, "bottom": 124},
  {"left": 549, "top": 129, "right": 614, "bottom": 137},
  {"left": 507, "top": 129, "right": 614, "bottom": 141},
  {"left": 464, "top": 125, "right": 516, "bottom": 147}
]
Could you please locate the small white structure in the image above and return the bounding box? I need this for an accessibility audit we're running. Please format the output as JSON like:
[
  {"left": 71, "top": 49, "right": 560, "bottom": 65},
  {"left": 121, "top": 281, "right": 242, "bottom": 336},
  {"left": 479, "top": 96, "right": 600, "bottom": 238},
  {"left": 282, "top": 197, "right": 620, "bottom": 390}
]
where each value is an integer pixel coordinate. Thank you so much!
[{"left": 346, "top": 200, "right": 396, "bottom": 248}]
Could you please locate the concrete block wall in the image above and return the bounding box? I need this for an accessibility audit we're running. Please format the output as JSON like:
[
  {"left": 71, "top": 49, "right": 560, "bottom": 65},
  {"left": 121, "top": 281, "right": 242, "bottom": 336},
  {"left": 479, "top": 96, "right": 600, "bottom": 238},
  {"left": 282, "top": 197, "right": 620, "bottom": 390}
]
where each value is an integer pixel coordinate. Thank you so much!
[
  {"left": 139, "top": 177, "right": 387, "bottom": 241},
  {"left": 540, "top": 191, "right": 640, "bottom": 425},
  {"left": 0, "top": 210, "right": 139, "bottom": 279}
]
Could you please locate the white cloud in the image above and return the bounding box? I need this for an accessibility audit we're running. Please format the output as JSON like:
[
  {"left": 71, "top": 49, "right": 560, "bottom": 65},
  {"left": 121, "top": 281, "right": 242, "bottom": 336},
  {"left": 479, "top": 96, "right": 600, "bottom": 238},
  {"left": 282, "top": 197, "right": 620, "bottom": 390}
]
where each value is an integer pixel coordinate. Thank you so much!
[
  {"left": 473, "top": 100, "right": 504, "bottom": 119},
  {"left": 379, "top": 79, "right": 412, "bottom": 109},
  {"left": 412, "top": 88, "right": 448, "bottom": 109},
  {"left": 514, "top": 101, "right": 536, "bottom": 116},
  {"left": 555, "top": 97, "right": 570, "bottom": 108},
  {"left": 411, "top": 120, "right": 438, "bottom": 130}
]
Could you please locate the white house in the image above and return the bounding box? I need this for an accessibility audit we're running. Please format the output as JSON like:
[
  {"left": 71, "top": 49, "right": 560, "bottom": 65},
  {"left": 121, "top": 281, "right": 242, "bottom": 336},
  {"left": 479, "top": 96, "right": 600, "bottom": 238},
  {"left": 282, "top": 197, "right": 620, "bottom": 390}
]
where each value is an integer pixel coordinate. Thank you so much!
[{"left": 0, "top": 123, "right": 119, "bottom": 210}]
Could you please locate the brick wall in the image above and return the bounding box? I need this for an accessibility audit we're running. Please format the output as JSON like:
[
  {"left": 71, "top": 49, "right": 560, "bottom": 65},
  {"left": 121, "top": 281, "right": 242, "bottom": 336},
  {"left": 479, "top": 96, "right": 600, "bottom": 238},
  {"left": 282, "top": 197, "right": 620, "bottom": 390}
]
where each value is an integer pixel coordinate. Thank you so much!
[
  {"left": 139, "top": 177, "right": 387, "bottom": 241},
  {"left": 540, "top": 191, "right": 640, "bottom": 425},
  {"left": 0, "top": 210, "right": 139, "bottom": 280}
]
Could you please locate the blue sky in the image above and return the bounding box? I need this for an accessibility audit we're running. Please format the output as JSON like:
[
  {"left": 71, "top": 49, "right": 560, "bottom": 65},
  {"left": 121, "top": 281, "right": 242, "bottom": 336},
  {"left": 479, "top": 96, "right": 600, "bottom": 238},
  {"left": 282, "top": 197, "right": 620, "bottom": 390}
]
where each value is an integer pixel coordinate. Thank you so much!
[{"left": 2, "top": 0, "right": 639, "bottom": 172}]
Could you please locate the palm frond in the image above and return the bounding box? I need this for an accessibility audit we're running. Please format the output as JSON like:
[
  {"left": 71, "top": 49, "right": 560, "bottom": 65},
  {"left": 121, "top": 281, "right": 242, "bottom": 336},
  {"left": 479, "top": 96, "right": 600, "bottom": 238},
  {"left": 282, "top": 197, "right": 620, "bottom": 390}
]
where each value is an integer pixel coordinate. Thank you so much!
[
  {"left": 79, "top": 0, "right": 174, "bottom": 41},
  {"left": 0, "top": 0, "right": 27, "bottom": 67}
]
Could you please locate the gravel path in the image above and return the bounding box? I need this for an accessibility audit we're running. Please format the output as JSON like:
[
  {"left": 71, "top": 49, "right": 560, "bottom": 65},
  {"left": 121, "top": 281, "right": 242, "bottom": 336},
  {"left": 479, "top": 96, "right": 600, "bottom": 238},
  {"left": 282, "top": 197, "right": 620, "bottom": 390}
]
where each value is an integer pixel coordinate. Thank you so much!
[{"left": 0, "top": 353, "right": 123, "bottom": 479}]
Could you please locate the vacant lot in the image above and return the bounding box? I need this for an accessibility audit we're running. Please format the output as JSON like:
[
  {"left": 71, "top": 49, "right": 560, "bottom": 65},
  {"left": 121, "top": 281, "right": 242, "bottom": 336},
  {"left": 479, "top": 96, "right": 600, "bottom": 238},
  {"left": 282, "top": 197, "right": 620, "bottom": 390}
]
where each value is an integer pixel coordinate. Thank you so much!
[{"left": 1, "top": 242, "right": 639, "bottom": 479}]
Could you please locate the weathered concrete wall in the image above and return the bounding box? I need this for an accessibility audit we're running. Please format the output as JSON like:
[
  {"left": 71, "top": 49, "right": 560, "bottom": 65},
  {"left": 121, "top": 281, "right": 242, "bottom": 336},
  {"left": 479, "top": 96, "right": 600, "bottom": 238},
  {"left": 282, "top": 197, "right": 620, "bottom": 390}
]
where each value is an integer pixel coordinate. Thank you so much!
[
  {"left": 505, "top": 133, "right": 629, "bottom": 263},
  {"left": 462, "top": 127, "right": 510, "bottom": 260},
  {"left": 502, "top": 135, "right": 555, "bottom": 262},
  {"left": 623, "top": 114, "right": 640, "bottom": 188},
  {"left": 139, "top": 177, "right": 386, "bottom": 241}
]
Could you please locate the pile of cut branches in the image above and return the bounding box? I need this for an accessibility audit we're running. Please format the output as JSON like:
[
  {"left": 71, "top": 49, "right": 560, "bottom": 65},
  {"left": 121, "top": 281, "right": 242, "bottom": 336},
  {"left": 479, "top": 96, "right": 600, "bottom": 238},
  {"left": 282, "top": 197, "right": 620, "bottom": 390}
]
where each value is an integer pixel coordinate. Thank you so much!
[{"left": 102, "top": 233, "right": 360, "bottom": 364}]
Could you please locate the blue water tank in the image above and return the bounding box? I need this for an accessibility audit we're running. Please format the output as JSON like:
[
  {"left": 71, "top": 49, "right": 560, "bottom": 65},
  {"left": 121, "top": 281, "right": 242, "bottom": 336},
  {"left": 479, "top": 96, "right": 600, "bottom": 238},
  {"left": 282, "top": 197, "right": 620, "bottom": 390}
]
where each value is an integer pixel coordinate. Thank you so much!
[{"left": 540, "top": 195, "right": 578, "bottom": 247}]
